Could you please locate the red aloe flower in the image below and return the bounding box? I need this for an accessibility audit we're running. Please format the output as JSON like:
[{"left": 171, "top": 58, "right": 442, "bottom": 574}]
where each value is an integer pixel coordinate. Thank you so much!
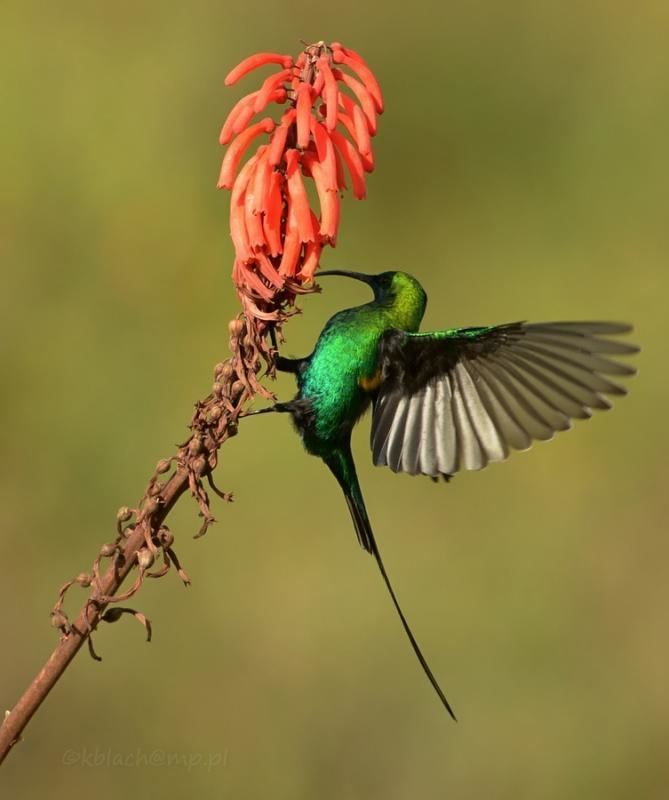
[{"left": 218, "top": 41, "right": 384, "bottom": 367}]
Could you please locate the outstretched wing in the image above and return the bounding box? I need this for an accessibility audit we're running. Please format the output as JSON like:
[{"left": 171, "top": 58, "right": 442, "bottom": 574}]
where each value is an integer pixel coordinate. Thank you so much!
[{"left": 371, "top": 322, "right": 638, "bottom": 477}]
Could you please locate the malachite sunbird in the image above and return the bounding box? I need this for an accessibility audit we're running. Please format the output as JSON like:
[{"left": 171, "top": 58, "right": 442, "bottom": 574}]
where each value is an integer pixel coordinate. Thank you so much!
[{"left": 253, "top": 269, "right": 638, "bottom": 719}]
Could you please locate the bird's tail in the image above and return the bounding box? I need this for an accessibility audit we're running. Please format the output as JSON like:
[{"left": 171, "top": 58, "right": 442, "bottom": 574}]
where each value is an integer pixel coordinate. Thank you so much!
[{"left": 324, "top": 447, "right": 457, "bottom": 720}]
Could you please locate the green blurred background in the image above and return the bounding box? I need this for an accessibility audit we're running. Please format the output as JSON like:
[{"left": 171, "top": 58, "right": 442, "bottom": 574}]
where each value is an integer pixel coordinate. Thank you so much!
[{"left": 2, "top": 1, "right": 668, "bottom": 797}]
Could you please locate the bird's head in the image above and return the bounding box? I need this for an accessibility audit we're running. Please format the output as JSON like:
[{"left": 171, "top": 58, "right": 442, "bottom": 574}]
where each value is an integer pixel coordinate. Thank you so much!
[{"left": 318, "top": 269, "right": 427, "bottom": 310}]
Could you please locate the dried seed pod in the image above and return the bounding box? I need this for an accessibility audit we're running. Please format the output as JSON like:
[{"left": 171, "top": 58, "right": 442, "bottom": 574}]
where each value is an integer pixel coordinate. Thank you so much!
[
  {"left": 101, "top": 607, "right": 125, "bottom": 623},
  {"left": 148, "top": 481, "right": 163, "bottom": 497},
  {"left": 188, "top": 436, "right": 203, "bottom": 456},
  {"left": 192, "top": 455, "right": 207, "bottom": 475},
  {"left": 100, "top": 542, "right": 118, "bottom": 558},
  {"left": 209, "top": 405, "right": 223, "bottom": 421},
  {"left": 116, "top": 507, "right": 133, "bottom": 523},
  {"left": 212, "top": 381, "right": 224, "bottom": 396},
  {"left": 156, "top": 459, "right": 171, "bottom": 474},
  {"left": 137, "top": 548, "right": 155, "bottom": 570},
  {"left": 159, "top": 527, "right": 175, "bottom": 548},
  {"left": 76, "top": 573, "right": 92, "bottom": 587},
  {"left": 231, "top": 380, "right": 245, "bottom": 399},
  {"left": 228, "top": 319, "right": 245, "bottom": 337},
  {"left": 50, "top": 610, "right": 69, "bottom": 630},
  {"left": 220, "top": 362, "right": 235, "bottom": 381}
]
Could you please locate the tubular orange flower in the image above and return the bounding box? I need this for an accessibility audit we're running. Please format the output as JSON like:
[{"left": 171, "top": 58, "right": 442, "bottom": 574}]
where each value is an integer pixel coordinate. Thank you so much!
[
  {"left": 332, "top": 144, "right": 347, "bottom": 191},
  {"left": 329, "top": 129, "right": 367, "bottom": 199},
  {"left": 278, "top": 200, "right": 301, "bottom": 277},
  {"left": 218, "top": 118, "right": 275, "bottom": 189},
  {"left": 317, "top": 56, "right": 339, "bottom": 132},
  {"left": 331, "top": 44, "right": 384, "bottom": 112},
  {"left": 285, "top": 149, "right": 316, "bottom": 243},
  {"left": 243, "top": 167, "right": 267, "bottom": 253},
  {"left": 335, "top": 103, "right": 374, "bottom": 173},
  {"left": 225, "top": 52, "right": 293, "bottom": 86},
  {"left": 310, "top": 119, "right": 338, "bottom": 191},
  {"left": 295, "top": 84, "right": 313, "bottom": 149},
  {"left": 218, "top": 40, "right": 384, "bottom": 357},
  {"left": 268, "top": 109, "right": 296, "bottom": 167},
  {"left": 300, "top": 239, "right": 323, "bottom": 280},
  {"left": 352, "top": 104, "right": 372, "bottom": 160},
  {"left": 219, "top": 88, "right": 287, "bottom": 145},
  {"left": 332, "top": 69, "right": 378, "bottom": 135},
  {"left": 253, "top": 69, "right": 293, "bottom": 113},
  {"left": 250, "top": 147, "right": 272, "bottom": 215},
  {"left": 229, "top": 151, "right": 261, "bottom": 262},
  {"left": 302, "top": 152, "right": 340, "bottom": 243},
  {"left": 220, "top": 92, "right": 258, "bottom": 145},
  {"left": 263, "top": 170, "right": 284, "bottom": 257}
]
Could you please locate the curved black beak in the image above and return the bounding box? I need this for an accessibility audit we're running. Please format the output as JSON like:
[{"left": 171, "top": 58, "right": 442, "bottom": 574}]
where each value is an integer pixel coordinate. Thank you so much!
[{"left": 318, "top": 270, "right": 374, "bottom": 285}]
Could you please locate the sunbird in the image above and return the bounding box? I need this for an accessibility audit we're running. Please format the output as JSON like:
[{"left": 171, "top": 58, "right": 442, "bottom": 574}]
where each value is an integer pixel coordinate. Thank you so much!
[{"left": 253, "top": 269, "right": 638, "bottom": 718}]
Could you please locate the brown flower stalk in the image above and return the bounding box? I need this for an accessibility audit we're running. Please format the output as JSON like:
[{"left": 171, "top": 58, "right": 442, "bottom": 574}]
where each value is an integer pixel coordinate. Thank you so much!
[{"left": 0, "top": 39, "right": 383, "bottom": 765}]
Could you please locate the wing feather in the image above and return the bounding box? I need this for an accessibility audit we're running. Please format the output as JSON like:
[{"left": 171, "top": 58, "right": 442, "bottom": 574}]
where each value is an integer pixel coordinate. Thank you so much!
[
  {"left": 435, "top": 375, "right": 458, "bottom": 474},
  {"left": 370, "top": 320, "right": 637, "bottom": 478},
  {"left": 451, "top": 365, "right": 485, "bottom": 471},
  {"left": 458, "top": 359, "right": 508, "bottom": 463},
  {"left": 400, "top": 391, "right": 425, "bottom": 474},
  {"left": 418, "top": 382, "right": 438, "bottom": 476},
  {"left": 386, "top": 395, "right": 410, "bottom": 472}
]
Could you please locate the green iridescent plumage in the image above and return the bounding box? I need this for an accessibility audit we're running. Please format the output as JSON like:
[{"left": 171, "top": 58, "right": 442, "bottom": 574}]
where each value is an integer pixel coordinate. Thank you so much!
[{"left": 257, "top": 269, "right": 638, "bottom": 719}]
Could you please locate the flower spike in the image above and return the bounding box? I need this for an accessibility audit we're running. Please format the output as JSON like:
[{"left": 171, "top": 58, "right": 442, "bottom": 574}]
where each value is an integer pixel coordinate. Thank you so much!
[{"left": 218, "top": 40, "right": 384, "bottom": 350}]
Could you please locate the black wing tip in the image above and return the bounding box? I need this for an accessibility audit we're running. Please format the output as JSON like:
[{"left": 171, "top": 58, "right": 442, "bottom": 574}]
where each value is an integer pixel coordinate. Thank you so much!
[{"left": 528, "top": 321, "right": 636, "bottom": 335}]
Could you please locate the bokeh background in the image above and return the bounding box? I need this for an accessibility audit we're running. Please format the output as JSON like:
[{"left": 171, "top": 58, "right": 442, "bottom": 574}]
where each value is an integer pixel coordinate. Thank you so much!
[{"left": 2, "top": 1, "right": 668, "bottom": 797}]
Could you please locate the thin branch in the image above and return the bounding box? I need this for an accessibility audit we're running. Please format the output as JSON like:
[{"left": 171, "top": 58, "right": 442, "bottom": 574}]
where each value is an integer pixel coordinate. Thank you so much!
[{"left": 0, "top": 321, "right": 263, "bottom": 765}]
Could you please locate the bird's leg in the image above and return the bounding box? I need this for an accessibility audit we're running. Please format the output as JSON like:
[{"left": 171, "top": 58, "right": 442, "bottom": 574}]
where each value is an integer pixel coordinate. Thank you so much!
[
  {"left": 267, "top": 324, "right": 306, "bottom": 375},
  {"left": 241, "top": 407, "right": 276, "bottom": 417},
  {"left": 274, "top": 355, "right": 305, "bottom": 374},
  {"left": 240, "top": 401, "right": 294, "bottom": 418}
]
